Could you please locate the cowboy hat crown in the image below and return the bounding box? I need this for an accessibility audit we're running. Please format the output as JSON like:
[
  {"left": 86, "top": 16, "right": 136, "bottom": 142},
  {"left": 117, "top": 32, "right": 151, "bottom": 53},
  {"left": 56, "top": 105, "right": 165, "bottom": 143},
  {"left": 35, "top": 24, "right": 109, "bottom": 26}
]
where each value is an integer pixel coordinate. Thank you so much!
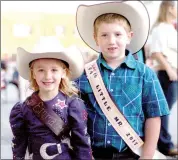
[{"left": 16, "top": 36, "right": 84, "bottom": 80}]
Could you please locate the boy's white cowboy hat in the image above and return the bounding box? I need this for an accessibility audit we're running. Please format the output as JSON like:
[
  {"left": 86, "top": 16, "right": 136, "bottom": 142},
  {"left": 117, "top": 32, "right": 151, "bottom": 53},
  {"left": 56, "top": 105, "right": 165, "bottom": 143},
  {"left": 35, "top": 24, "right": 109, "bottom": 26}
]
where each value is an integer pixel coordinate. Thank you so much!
[
  {"left": 16, "top": 36, "right": 84, "bottom": 80},
  {"left": 76, "top": 1, "right": 150, "bottom": 54}
]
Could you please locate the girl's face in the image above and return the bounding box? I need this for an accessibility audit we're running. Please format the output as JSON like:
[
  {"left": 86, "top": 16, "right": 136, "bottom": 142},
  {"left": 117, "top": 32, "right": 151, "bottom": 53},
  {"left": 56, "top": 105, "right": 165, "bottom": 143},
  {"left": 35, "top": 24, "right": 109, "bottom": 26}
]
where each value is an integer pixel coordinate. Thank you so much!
[
  {"left": 169, "top": 4, "right": 177, "bottom": 20},
  {"left": 172, "top": 5, "right": 177, "bottom": 19},
  {"left": 32, "top": 58, "right": 66, "bottom": 95},
  {"left": 94, "top": 21, "right": 133, "bottom": 61}
]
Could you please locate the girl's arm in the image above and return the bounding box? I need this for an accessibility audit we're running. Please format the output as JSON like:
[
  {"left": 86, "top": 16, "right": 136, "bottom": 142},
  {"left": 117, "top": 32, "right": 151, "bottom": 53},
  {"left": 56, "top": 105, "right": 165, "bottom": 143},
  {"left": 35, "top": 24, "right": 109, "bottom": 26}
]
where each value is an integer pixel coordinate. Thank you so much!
[
  {"left": 68, "top": 98, "right": 93, "bottom": 160},
  {"left": 139, "top": 117, "right": 161, "bottom": 159},
  {"left": 151, "top": 52, "right": 177, "bottom": 81},
  {"left": 9, "top": 102, "right": 28, "bottom": 160}
]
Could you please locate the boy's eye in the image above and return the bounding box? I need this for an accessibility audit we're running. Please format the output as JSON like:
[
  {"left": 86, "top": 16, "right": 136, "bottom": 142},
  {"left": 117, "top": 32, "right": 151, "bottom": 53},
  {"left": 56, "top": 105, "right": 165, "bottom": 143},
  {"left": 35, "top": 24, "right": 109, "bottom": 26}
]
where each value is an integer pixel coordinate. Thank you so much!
[
  {"left": 101, "top": 34, "right": 107, "bottom": 37},
  {"left": 116, "top": 33, "right": 122, "bottom": 36},
  {"left": 52, "top": 69, "right": 58, "bottom": 72}
]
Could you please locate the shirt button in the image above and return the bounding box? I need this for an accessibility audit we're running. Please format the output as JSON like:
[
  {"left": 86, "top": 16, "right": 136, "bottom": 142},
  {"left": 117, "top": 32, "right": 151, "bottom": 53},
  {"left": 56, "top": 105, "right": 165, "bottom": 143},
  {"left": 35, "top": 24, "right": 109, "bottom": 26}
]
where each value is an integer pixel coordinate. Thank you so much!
[
  {"left": 110, "top": 89, "right": 113, "bottom": 92},
  {"left": 108, "top": 123, "right": 111, "bottom": 126},
  {"left": 107, "top": 140, "right": 111, "bottom": 144},
  {"left": 111, "top": 73, "right": 115, "bottom": 76}
]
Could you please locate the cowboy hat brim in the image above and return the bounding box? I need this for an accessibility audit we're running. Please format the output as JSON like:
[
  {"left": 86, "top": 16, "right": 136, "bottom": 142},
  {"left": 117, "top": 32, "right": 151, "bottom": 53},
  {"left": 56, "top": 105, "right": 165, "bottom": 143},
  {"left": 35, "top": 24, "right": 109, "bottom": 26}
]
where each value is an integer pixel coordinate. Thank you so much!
[
  {"left": 76, "top": 1, "right": 150, "bottom": 54},
  {"left": 16, "top": 47, "right": 84, "bottom": 80}
]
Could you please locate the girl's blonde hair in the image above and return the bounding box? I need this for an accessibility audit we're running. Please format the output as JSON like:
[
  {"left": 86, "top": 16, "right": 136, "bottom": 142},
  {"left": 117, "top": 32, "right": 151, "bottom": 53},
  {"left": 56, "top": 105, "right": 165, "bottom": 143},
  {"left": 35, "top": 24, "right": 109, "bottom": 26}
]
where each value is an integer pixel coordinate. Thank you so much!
[
  {"left": 94, "top": 13, "right": 131, "bottom": 35},
  {"left": 151, "top": 1, "right": 176, "bottom": 31},
  {"left": 29, "top": 59, "right": 79, "bottom": 97}
]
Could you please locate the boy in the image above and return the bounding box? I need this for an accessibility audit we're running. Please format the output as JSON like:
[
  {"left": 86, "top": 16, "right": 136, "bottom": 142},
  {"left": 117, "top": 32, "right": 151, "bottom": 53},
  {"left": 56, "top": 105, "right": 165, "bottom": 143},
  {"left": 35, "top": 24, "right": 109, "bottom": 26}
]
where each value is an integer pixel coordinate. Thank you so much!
[{"left": 75, "top": 1, "right": 169, "bottom": 159}]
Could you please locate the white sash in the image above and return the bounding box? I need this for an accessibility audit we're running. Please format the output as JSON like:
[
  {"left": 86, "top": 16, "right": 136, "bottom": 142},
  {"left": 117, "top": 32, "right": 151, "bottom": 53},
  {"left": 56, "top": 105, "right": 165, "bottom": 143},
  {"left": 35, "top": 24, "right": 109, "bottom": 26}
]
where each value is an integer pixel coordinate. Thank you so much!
[{"left": 84, "top": 60, "right": 167, "bottom": 159}]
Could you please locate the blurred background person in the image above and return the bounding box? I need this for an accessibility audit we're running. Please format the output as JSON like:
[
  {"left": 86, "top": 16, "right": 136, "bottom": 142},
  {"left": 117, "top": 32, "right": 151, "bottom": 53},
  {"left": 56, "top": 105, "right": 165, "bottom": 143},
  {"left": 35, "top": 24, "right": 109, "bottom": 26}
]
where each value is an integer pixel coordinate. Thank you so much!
[
  {"left": 148, "top": 1, "right": 177, "bottom": 156},
  {"left": 1, "top": 61, "right": 8, "bottom": 102},
  {"left": 9, "top": 65, "right": 20, "bottom": 100},
  {"left": 1, "top": 60, "right": 8, "bottom": 90}
]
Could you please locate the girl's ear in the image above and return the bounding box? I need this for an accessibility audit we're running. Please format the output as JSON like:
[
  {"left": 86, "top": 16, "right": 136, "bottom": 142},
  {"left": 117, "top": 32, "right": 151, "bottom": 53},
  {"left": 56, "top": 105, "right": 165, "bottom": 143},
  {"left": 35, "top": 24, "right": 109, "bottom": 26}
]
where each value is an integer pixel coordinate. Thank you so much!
[
  {"left": 93, "top": 33, "right": 99, "bottom": 46},
  {"left": 32, "top": 70, "right": 36, "bottom": 79},
  {"left": 61, "top": 69, "right": 67, "bottom": 79}
]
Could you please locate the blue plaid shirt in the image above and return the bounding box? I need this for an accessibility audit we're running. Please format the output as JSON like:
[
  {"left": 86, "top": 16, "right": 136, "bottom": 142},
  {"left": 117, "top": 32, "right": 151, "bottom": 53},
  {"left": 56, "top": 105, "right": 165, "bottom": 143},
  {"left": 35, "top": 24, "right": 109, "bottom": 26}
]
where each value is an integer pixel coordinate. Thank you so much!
[{"left": 75, "top": 52, "right": 169, "bottom": 152}]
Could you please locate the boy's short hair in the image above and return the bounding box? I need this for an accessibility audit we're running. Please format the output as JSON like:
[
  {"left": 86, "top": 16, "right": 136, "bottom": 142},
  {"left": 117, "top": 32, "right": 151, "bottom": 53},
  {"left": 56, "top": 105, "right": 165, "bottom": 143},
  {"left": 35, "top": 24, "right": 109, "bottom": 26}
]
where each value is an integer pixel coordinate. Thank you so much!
[{"left": 94, "top": 13, "right": 132, "bottom": 35}]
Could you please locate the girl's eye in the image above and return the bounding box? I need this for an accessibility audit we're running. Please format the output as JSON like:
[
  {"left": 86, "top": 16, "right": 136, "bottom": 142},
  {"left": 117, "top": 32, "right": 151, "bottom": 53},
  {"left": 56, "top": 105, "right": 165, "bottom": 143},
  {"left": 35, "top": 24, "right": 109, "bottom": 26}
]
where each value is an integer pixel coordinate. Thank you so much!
[{"left": 38, "top": 69, "right": 44, "bottom": 72}]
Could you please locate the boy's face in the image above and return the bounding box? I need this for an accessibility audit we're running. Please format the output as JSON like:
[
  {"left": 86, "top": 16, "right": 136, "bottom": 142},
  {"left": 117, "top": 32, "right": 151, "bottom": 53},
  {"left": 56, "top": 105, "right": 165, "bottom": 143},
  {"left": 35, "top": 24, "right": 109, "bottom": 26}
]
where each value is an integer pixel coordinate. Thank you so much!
[{"left": 94, "top": 21, "right": 133, "bottom": 61}]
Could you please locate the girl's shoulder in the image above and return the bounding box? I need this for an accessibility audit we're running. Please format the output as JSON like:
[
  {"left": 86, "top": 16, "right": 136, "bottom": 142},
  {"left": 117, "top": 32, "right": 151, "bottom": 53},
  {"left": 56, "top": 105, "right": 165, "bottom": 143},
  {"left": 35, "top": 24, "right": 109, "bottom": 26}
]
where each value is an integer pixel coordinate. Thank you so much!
[
  {"left": 11, "top": 101, "right": 24, "bottom": 113},
  {"left": 9, "top": 101, "right": 26, "bottom": 125},
  {"left": 67, "top": 95, "right": 86, "bottom": 110},
  {"left": 152, "top": 23, "right": 174, "bottom": 33},
  {"left": 67, "top": 95, "right": 84, "bottom": 105}
]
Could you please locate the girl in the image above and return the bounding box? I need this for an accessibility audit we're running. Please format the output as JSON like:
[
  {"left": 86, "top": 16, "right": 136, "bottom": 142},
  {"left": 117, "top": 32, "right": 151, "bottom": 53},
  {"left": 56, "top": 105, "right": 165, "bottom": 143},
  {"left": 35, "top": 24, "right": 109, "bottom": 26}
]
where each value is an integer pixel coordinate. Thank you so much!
[
  {"left": 9, "top": 37, "right": 92, "bottom": 160},
  {"left": 149, "top": 1, "right": 178, "bottom": 156}
]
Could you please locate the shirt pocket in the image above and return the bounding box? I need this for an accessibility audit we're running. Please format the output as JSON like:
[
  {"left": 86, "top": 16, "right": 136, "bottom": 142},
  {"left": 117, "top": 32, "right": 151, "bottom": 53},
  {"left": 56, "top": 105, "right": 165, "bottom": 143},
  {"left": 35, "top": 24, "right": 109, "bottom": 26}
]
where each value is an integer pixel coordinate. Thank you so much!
[
  {"left": 121, "top": 83, "right": 142, "bottom": 117},
  {"left": 83, "top": 82, "right": 107, "bottom": 116}
]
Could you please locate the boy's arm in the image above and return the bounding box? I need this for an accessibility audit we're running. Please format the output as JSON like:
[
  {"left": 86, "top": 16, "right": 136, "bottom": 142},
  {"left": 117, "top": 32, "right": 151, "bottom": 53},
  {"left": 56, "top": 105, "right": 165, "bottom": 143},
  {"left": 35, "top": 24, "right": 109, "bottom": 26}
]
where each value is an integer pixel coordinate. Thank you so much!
[
  {"left": 139, "top": 117, "right": 161, "bottom": 159},
  {"left": 141, "top": 66, "right": 169, "bottom": 159}
]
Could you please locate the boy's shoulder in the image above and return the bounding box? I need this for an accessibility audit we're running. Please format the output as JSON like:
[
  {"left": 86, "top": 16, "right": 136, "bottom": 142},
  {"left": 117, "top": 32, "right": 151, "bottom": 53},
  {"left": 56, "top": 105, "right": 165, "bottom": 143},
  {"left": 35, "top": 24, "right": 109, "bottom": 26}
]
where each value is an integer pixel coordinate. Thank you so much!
[
  {"left": 75, "top": 70, "right": 88, "bottom": 82},
  {"left": 135, "top": 60, "right": 157, "bottom": 79},
  {"left": 135, "top": 60, "right": 147, "bottom": 71}
]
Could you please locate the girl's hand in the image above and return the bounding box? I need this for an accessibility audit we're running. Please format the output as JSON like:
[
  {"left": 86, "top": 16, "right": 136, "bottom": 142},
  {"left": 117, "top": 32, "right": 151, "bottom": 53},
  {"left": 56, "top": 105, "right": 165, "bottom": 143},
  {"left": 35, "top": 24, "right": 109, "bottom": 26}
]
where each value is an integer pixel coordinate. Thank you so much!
[{"left": 166, "top": 68, "right": 178, "bottom": 81}]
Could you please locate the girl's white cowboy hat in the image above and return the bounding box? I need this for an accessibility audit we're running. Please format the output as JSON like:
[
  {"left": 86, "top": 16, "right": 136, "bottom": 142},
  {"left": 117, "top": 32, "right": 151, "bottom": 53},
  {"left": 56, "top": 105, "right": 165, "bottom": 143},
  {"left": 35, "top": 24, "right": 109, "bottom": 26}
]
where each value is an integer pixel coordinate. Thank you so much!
[
  {"left": 16, "top": 36, "right": 84, "bottom": 80},
  {"left": 76, "top": 1, "right": 150, "bottom": 54}
]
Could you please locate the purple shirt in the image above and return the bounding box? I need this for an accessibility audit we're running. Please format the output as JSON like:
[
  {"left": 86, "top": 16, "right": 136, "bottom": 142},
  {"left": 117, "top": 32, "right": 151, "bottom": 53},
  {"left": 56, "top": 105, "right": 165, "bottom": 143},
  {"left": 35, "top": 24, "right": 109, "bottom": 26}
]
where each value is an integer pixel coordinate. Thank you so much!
[{"left": 9, "top": 91, "right": 92, "bottom": 160}]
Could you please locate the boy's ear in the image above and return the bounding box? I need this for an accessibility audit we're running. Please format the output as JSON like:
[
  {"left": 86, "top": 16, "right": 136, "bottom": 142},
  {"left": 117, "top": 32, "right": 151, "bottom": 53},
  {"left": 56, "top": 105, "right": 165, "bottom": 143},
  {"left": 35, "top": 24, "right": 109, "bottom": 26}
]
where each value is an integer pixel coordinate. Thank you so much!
[{"left": 127, "top": 31, "right": 134, "bottom": 44}]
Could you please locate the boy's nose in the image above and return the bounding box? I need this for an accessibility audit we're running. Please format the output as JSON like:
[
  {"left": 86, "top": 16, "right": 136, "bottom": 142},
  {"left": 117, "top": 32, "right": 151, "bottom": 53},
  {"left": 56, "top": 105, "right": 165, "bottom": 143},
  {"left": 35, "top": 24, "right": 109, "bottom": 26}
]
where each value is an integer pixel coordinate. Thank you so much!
[{"left": 108, "top": 36, "right": 116, "bottom": 44}]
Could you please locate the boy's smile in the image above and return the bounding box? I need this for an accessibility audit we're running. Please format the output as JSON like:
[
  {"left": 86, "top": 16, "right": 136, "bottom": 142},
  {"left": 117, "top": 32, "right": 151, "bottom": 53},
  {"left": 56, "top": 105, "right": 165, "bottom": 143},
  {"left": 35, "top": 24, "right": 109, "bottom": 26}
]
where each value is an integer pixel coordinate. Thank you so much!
[{"left": 108, "top": 46, "right": 118, "bottom": 53}]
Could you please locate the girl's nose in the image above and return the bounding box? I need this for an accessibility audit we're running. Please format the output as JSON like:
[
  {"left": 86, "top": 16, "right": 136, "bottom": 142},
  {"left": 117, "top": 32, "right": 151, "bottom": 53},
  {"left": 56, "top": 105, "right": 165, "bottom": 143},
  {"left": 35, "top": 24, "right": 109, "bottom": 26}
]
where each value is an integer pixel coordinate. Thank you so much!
[{"left": 45, "top": 71, "right": 52, "bottom": 79}]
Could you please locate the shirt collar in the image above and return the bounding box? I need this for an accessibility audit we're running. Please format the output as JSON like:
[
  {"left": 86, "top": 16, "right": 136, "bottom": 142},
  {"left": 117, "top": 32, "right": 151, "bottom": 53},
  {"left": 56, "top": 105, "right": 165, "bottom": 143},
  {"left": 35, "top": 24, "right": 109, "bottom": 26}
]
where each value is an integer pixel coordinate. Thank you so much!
[
  {"left": 97, "top": 50, "right": 137, "bottom": 70},
  {"left": 98, "top": 53, "right": 113, "bottom": 70},
  {"left": 122, "top": 51, "right": 137, "bottom": 69}
]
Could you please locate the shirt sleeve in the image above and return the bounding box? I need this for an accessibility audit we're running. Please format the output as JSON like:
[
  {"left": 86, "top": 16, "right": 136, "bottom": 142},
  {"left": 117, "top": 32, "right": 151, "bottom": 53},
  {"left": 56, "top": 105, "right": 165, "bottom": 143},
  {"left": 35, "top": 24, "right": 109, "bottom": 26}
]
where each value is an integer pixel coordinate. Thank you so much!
[
  {"left": 149, "top": 27, "right": 167, "bottom": 55},
  {"left": 142, "top": 66, "right": 170, "bottom": 118},
  {"left": 9, "top": 102, "right": 28, "bottom": 160},
  {"left": 68, "top": 98, "right": 92, "bottom": 160},
  {"left": 74, "top": 76, "right": 86, "bottom": 94},
  {"left": 167, "top": 25, "right": 177, "bottom": 51}
]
